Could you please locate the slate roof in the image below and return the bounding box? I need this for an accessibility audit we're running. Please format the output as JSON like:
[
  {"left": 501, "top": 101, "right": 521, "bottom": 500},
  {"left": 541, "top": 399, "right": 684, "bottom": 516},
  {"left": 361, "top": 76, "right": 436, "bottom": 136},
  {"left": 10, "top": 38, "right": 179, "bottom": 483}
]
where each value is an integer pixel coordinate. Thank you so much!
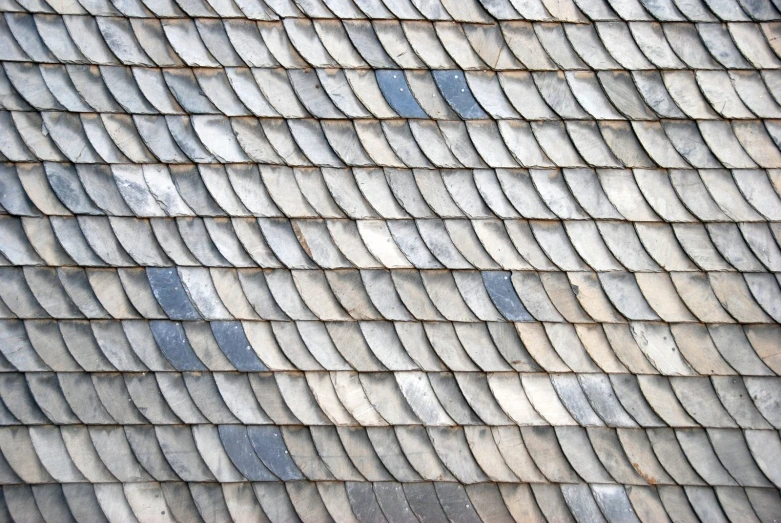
[{"left": 1, "top": 0, "right": 781, "bottom": 520}]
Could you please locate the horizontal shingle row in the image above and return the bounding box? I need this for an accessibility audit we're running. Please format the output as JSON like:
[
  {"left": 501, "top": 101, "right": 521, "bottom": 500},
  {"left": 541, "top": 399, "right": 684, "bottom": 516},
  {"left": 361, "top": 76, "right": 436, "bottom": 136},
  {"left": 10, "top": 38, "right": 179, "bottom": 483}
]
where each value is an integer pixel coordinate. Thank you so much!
[
  {"left": 4, "top": 212, "right": 781, "bottom": 270},
  {"left": 3, "top": 211, "right": 781, "bottom": 273},
  {"left": 1, "top": 368, "right": 780, "bottom": 426},
  {"left": 5, "top": 60, "right": 781, "bottom": 121},
  {"left": 2, "top": 481, "right": 780, "bottom": 523},
  {"left": 3, "top": 16, "right": 781, "bottom": 71},
  {"left": 0, "top": 314, "right": 756, "bottom": 377},
  {"left": 4, "top": 116, "right": 781, "bottom": 170},
  {"left": 4, "top": 164, "right": 781, "bottom": 223},
  {"left": 3, "top": 0, "right": 781, "bottom": 21},
  {"left": 0, "top": 305, "right": 771, "bottom": 376},
  {"left": 1, "top": 262, "right": 780, "bottom": 324},
  {"left": 1, "top": 312, "right": 779, "bottom": 373},
  {"left": 1, "top": 424, "right": 780, "bottom": 487}
]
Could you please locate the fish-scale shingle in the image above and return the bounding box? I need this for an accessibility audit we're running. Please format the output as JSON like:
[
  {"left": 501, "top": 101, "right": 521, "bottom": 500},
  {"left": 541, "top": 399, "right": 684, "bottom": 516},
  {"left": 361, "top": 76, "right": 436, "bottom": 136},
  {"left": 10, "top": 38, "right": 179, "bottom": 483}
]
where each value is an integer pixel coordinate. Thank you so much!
[{"left": 1, "top": 0, "right": 781, "bottom": 520}]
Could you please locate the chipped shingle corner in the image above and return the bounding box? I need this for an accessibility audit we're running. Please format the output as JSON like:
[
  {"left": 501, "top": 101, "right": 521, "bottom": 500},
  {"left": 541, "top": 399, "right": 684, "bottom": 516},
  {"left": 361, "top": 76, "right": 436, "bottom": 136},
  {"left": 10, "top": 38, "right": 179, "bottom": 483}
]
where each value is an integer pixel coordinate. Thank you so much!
[{"left": 0, "top": 0, "right": 780, "bottom": 520}]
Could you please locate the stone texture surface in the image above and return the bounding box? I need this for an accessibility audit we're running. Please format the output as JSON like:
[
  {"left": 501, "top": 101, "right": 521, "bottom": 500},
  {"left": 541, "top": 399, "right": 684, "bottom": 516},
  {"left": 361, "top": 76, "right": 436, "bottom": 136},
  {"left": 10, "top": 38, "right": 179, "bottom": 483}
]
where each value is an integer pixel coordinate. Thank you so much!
[{"left": 0, "top": 0, "right": 781, "bottom": 520}]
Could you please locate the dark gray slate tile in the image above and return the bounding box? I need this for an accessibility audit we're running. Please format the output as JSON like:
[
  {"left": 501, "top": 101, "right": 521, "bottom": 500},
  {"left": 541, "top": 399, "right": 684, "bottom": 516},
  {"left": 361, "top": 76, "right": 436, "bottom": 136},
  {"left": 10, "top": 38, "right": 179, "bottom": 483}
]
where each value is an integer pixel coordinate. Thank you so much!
[
  {"left": 404, "top": 482, "right": 449, "bottom": 523},
  {"left": 482, "top": 271, "right": 533, "bottom": 321},
  {"left": 217, "top": 425, "right": 277, "bottom": 481},
  {"left": 346, "top": 482, "right": 389, "bottom": 523},
  {"left": 149, "top": 321, "right": 206, "bottom": 371},
  {"left": 247, "top": 425, "right": 304, "bottom": 481},
  {"left": 376, "top": 70, "right": 427, "bottom": 118},
  {"left": 432, "top": 70, "right": 488, "bottom": 119},
  {"left": 434, "top": 483, "right": 482, "bottom": 523},
  {"left": 210, "top": 321, "right": 267, "bottom": 371},
  {"left": 146, "top": 268, "right": 200, "bottom": 320}
]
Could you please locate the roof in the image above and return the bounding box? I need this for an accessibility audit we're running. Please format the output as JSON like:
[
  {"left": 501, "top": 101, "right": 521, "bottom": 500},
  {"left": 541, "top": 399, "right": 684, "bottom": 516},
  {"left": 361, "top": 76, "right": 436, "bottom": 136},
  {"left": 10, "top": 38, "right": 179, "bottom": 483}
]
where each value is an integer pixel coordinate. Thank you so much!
[{"left": 0, "top": 0, "right": 780, "bottom": 520}]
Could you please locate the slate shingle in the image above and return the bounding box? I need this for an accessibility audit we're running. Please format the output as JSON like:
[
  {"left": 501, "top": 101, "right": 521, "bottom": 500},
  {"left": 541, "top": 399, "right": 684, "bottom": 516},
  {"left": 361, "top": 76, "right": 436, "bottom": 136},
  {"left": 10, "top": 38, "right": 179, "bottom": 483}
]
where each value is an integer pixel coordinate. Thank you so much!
[{"left": 2, "top": 0, "right": 781, "bottom": 520}]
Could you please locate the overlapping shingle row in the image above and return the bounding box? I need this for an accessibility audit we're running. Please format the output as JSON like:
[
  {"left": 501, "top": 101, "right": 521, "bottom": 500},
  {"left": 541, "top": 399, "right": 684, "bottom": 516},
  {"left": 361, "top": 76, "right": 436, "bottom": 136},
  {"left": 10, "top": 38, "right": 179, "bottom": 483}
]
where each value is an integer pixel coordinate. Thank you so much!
[
  {"left": 2, "top": 0, "right": 781, "bottom": 20},
  {"left": 2, "top": 481, "right": 778, "bottom": 523},
  {"left": 3, "top": 163, "right": 781, "bottom": 219},
  {"left": 2, "top": 263, "right": 781, "bottom": 324},
  {"left": 1, "top": 15, "right": 780, "bottom": 69},
  {"left": 4, "top": 115, "right": 781, "bottom": 170},
  {"left": 2, "top": 367, "right": 781, "bottom": 426},
  {"left": 2, "top": 423, "right": 780, "bottom": 485},
  {"left": 2, "top": 0, "right": 781, "bottom": 519}
]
